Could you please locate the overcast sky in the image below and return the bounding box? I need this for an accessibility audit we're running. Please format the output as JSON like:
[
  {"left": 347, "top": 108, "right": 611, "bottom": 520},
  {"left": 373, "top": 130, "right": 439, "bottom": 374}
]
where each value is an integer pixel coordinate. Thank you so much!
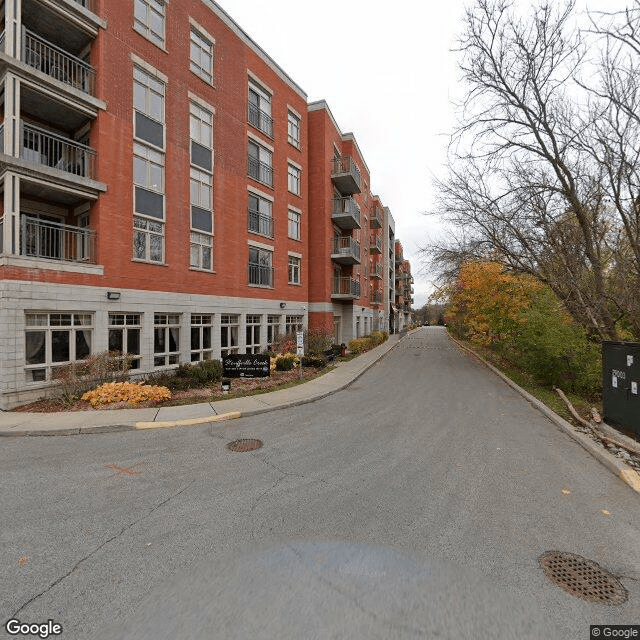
[{"left": 217, "top": 0, "right": 630, "bottom": 308}]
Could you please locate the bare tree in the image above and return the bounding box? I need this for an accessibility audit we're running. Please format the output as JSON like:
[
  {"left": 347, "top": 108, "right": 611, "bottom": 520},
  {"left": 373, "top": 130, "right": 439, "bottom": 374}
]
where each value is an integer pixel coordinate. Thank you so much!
[{"left": 423, "top": 0, "right": 640, "bottom": 340}]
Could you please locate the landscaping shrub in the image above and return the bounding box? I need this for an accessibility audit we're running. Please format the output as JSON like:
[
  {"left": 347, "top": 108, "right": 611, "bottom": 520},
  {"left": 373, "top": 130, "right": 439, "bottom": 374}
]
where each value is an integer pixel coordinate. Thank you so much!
[
  {"left": 82, "top": 381, "right": 170, "bottom": 407},
  {"left": 52, "top": 351, "right": 133, "bottom": 405},
  {"left": 146, "top": 359, "right": 222, "bottom": 391},
  {"left": 305, "top": 326, "right": 334, "bottom": 355},
  {"left": 301, "top": 354, "right": 327, "bottom": 368},
  {"left": 275, "top": 353, "right": 297, "bottom": 371}
]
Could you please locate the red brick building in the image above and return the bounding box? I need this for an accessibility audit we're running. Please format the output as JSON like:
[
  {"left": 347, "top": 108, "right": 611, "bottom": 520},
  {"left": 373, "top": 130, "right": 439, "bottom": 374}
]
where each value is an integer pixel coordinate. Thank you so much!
[{"left": 0, "top": 0, "right": 411, "bottom": 408}]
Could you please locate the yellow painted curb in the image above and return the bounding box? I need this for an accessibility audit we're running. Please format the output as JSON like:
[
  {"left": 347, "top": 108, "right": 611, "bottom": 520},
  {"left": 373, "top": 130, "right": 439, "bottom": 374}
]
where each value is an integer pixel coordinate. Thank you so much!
[
  {"left": 620, "top": 468, "right": 640, "bottom": 494},
  {"left": 134, "top": 411, "right": 241, "bottom": 430}
]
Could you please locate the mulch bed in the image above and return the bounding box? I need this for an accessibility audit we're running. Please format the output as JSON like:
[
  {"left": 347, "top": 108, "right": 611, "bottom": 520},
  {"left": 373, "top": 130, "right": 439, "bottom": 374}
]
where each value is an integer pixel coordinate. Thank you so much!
[{"left": 13, "top": 367, "right": 324, "bottom": 413}]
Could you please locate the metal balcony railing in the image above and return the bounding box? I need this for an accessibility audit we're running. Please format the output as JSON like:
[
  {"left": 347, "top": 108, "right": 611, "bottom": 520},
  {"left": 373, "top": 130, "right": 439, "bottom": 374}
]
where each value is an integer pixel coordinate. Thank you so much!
[
  {"left": 371, "top": 263, "right": 383, "bottom": 279},
  {"left": 24, "top": 29, "right": 96, "bottom": 95},
  {"left": 331, "top": 155, "right": 361, "bottom": 193},
  {"left": 247, "top": 209, "right": 274, "bottom": 238},
  {"left": 371, "top": 290, "right": 383, "bottom": 304},
  {"left": 0, "top": 123, "right": 4, "bottom": 154},
  {"left": 332, "top": 276, "right": 360, "bottom": 298},
  {"left": 0, "top": 216, "right": 3, "bottom": 254},
  {"left": 20, "top": 216, "right": 96, "bottom": 263},
  {"left": 248, "top": 263, "right": 274, "bottom": 287},
  {"left": 0, "top": 31, "right": 5, "bottom": 54},
  {"left": 248, "top": 155, "right": 273, "bottom": 187},
  {"left": 72, "top": 0, "right": 96, "bottom": 11},
  {"left": 248, "top": 102, "right": 273, "bottom": 138},
  {"left": 332, "top": 236, "right": 361, "bottom": 262},
  {"left": 332, "top": 196, "right": 361, "bottom": 228},
  {"left": 369, "top": 234, "right": 382, "bottom": 253},
  {"left": 22, "top": 122, "right": 96, "bottom": 179}
]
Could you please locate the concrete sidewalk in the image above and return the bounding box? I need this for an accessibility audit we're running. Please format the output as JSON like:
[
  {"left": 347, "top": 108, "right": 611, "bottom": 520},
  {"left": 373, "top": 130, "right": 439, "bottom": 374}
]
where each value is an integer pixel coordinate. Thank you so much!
[{"left": 0, "top": 334, "right": 402, "bottom": 437}]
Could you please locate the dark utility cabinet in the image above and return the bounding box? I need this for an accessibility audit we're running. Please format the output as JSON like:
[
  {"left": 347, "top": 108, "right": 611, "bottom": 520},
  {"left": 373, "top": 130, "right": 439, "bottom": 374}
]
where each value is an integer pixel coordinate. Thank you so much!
[{"left": 602, "top": 341, "right": 640, "bottom": 438}]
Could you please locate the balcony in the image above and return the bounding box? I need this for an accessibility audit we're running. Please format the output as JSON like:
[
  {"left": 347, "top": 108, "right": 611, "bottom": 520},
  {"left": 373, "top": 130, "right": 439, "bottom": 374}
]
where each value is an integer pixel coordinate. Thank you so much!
[
  {"left": 331, "top": 155, "right": 361, "bottom": 195},
  {"left": 332, "top": 276, "right": 360, "bottom": 300},
  {"left": 247, "top": 209, "right": 274, "bottom": 238},
  {"left": 20, "top": 122, "right": 96, "bottom": 179},
  {"left": 370, "top": 263, "right": 382, "bottom": 279},
  {"left": 23, "top": 29, "right": 96, "bottom": 95},
  {"left": 332, "top": 196, "right": 361, "bottom": 230},
  {"left": 19, "top": 216, "right": 96, "bottom": 263},
  {"left": 371, "top": 290, "right": 383, "bottom": 305},
  {"left": 370, "top": 206, "right": 383, "bottom": 229},
  {"left": 22, "top": 0, "right": 104, "bottom": 40},
  {"left": 248, "top": 263, "right": 274, "bottom": 287},
  {"left": 369, "top": 234, "right": 382, "bottom": 254},
  {"left": 248, "top": 103, "right": 273, "bottom": 138},
  {"left": 331, "top": 236, "right": 361, "bottom": 265},
  {"left": 248, "top": 156, "right": 273, "bottom": 187}
]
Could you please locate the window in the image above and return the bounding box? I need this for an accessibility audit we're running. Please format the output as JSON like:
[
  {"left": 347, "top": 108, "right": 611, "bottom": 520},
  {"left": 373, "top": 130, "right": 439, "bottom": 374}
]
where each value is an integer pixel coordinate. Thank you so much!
[
  {"left": 154, "top": 313, "right": 180, "bottom": 366},
  {"left": 133, "top": 142, "right": 164, "bottom": 263},
  {"left": 285, "top": 315, "right": 303, "bottom": 334},
  {"left": 191, "top": 314, "right": 212, "bottom": 362},
  {"left": 267, "top": 315, "right": 280, "bottom": 349},
  {"left": 134, "top": 0, "right": 165, "bottom": 47},
  {"left": 189, "top": 102, "right": 214, "bottom": 270},
  {"left": 190, "top": 102, "right": 213, "bottom": 171},
  {"left": 248, "top": 192, "right": 273, "bottom": 238},
  {"left": 24, "top": 312, "right": 92, "bottom": 382},
  {"left": 288, "top": 255, "right": 301, "bottom": 285},
  {"left": 288, "top": 209, "right": 300, "bottom": 240},
  {"left": 190, "top": 168, "right": 213, "bottom": 270},
  {"left": 134, "top": 66, "right": 164, "bottom": 148},
  {"left": 288, "top": 163, "right": 301, "bottom": 195},
  {"left": 221, "top": 314, "right": 239, "bottom": 356},
  {"left": 190, "top": 28, "right": 213, "bottom": 84},
  {"left": 248, "top": 81, "right": 272, "bottom": 137},
  {"left": 108, "top": 313, "right": 142, "bottom": 370},
  {"left": 248, "top": 246, "right": 273, "bottom": 287},
  {"left": 248, "top": 140, "right": 273, "bottom": 187},
  {"left": 246, "top": 314, "right": 261, "bottom": 354},
  {"left": 288, "top": 110, "right": 300, "bottom": 147}
]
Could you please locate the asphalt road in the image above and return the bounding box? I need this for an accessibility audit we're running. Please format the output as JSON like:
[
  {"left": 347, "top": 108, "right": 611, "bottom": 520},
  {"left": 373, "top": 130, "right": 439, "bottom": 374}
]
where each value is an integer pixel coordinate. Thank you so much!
[{"left": 2, "top": 327, "right": 640, "bottom": 639}]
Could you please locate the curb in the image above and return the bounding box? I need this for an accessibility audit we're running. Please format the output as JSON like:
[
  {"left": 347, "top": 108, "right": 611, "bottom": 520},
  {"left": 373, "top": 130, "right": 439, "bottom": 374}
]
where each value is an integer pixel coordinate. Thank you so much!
[
  {"left": 448, "top": 333, "right": 640, "bottom": 495},
  {"left": 0, "top": 337, "right": 401, "bottom": 437}
]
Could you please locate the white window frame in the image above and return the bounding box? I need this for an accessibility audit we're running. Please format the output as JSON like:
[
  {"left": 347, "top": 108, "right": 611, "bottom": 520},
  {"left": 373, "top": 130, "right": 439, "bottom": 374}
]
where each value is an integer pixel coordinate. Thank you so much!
[
  {"left": 24, "top": 312, "right": 93, "bottom": 383},
  {"left": 133, "top": 142, "right": 165, "bottom": 263},
  {"left": 245, "top": 314, "right": 262, "bottom": 354},
  {"left": 288, "top": 254, "right": 301, "bottom": 285},
  {"left": 288, "top": 209, "right": 301, "bottom": 240},
  {"left": 133, "top": 66, "right": 165, "bottom": 139},
  {"left": 285, "top": 315, "right": 303, "bottom": 335},
  {"left": 248, "top": 80, "right": 273, "bottom": 138},
  {"left": 248, "top": 139, "right": 273, "bottom": 187},
  {"left": 154, "top": 313, "right": 180, "bottom": 367},
  {"left": 220, "top": 314, "right": 239, "bottom": 356},
  {"left": 288, "top": 163, "right": 301, "bottom": 196},
  {"left": 134, "top": 0, "right": 166, "bottom": 48},
  {"left": 248, "top": 191, "right": 273, "bottom": 238},
  {"left": 191, "top": 314, "right": 213, "bottom": 362},
  {"left": 190, "top": 102, "right": 213, "bottom": 151},
  {"left": 108, "top": 313, "right": 142, "bottom": 370},
  {"left": 267, "top": 314, "right": 280, "bottom": 349},
  {"left": 190, "top": 27, "right": 213, "bottom": 84},
  {"left": 288, "top": 110, "right": 301, "bottom": 147}
]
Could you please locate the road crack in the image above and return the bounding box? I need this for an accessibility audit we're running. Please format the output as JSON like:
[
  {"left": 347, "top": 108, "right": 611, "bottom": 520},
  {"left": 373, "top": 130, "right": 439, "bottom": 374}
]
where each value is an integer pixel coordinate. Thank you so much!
[{"left": 11, "top": 481, "right": 194, "bottom": 617}]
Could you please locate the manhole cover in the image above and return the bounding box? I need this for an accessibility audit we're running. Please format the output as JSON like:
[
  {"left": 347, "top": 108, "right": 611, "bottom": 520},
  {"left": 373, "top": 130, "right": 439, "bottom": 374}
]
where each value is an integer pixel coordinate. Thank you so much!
[
  {"left": 227, "top": 438, "right": 263, "bottom": 453},
  {"left": 539, "top": 551, "right": 628, "bottom": 605}
]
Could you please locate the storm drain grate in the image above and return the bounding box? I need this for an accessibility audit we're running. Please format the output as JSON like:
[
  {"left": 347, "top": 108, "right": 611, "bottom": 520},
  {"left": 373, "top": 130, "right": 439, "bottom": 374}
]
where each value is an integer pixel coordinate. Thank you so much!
[
  {"left": 227, "top": 438, "right": 263, "bottom": 453},
  {"left": 539, "top": 551, "right": 628, "bottom": 605}
]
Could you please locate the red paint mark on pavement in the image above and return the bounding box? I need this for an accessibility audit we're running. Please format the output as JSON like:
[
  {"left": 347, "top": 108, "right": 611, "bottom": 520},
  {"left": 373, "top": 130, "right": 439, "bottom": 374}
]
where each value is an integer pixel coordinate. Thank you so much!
[{"left": 104, "top": 463, "right": 142, "bottom": 476}]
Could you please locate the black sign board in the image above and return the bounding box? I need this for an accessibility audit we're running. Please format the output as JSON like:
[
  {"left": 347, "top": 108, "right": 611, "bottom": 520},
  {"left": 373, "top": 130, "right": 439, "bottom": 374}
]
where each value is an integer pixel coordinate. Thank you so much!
[{"left": 222, "top": 354, "right": 270, "bottom": 378}]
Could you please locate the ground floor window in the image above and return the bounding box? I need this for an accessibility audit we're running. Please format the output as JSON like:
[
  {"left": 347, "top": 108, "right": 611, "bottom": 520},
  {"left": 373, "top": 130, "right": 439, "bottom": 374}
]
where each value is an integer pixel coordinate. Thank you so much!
[
  {"left": 154, "top": 313, "right": 180, "bottom": 366},
  {"left": 246, "top": 314, "right": 261, "bottom": 354},
  {"left": 108, "top": 313, "right": 142, "bottom": 369},
  {"left": 191, "top": 314, "right": 212, "bottom": 362},
  {"left": 267, "top": 315, "right": 280, "bottom": 349},
  {"left": 285, "top": 315, "right": 303, "bottom": 335},
  {"left": 221, "top": 314, "right": 239, "bottom": 356},
  {"left": 24, "top": 312, "right": 92, "bottom": 382},
  {"left": 333, "top": 316, "right": 341, "bottom": 345}
]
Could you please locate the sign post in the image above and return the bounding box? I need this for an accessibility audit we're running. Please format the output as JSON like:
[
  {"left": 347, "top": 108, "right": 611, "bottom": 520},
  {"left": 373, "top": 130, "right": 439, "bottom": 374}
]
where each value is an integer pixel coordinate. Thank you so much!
[{"left": 296, "top": 331, "right": 304, "bottom": 380}]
